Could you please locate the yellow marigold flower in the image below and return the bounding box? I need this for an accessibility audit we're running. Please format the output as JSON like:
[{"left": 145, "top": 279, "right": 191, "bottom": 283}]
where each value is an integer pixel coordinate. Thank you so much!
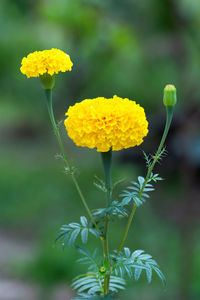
[
  {"left": 64, "top": 95, "right": 148, "bottom": 152},
  {"left": 20, "top": 48, "right": 73, "bottom": 78}
]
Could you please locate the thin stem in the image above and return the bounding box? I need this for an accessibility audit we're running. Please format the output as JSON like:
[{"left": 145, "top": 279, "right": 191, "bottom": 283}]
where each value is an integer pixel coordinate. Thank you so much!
[
  {"left": 116, "top": 106, "right": 174, "bottom": 255},
  {"left": 101, "top": 150, "right": 112, "bottom": 207},
  {"left": 101, "top": 150, "right": 112, "bottom": 295},
  {"left": 146, "top": 106, "right": 174, "bottom": 178},
  {"left": 44, "top": 89, "right": 99, "bottom": 232},
  {"left": 117, "top": 203, "right": 137, "bottom": 256}
]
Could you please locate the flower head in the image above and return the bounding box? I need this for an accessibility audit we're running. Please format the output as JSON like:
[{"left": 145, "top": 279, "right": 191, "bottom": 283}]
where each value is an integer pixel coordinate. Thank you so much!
[
  {"left": 20, "top": 48, "right": 73, "bottom": 78},
  {"left": 64, "top": 95, "right": 148, "bottom": 152}
]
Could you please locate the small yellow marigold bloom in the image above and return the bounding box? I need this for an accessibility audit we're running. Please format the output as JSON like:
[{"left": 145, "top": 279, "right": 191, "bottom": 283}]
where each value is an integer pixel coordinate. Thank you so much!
[
  {"left": 64, "top": 95, "right": 148, "bottom": 152},
  {"left": 20, "top": 48, "right": 73, "bottom": 78}
]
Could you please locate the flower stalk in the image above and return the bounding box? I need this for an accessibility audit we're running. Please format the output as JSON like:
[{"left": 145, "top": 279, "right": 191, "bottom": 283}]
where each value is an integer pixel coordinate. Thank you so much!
[
  {"left": 116, "top": 89, "right": 175, "bottom": 256},
  {"left": 101, "top": 150, "right": 112, "bottom": 207},
  {"left": 44, "top": 88, "right": 99, "bottom": 232},
  {"left": 101, "top": 150, "right": 112, "bottom": 295}
]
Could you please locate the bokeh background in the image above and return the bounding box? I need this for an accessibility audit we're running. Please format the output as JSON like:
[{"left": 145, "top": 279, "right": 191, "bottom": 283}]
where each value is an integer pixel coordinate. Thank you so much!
[{"left": 0, "top": 0, "right": 200, "bottom": 299}]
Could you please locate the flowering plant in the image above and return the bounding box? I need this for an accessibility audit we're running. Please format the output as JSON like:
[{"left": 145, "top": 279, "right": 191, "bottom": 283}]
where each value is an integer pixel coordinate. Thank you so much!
[{"left": 21, "top": 49, "right": 176, "bottom": 299}]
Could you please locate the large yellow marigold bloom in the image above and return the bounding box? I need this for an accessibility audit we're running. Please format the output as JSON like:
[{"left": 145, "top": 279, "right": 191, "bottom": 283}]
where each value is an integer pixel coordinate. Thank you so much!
[
  {"left": 20, "top": 48, "right": 73, "bottom": 78},
  {"left": 64, "top": 95, "right": 148, "bottom": 152}
]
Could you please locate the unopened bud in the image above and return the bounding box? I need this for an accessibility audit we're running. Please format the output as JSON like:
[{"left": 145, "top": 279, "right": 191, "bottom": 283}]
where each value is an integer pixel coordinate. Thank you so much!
[
  {"left": 39, "top": 73, "right": 55, "bottom": 90},
  {"left": 100, "top": 266, "right": 106, "bottom": 274},
  {"left": 163, "top": 84, "right": 177, "bottom": 107}
]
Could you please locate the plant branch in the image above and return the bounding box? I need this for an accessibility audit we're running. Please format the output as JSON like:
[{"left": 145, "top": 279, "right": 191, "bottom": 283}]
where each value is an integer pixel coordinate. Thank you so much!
[
  {"left": 44, "top": 89, "right": 99, "bottom": 233},
  {"left": 116, "top": 106, "right": 174, "bottom": 255}
]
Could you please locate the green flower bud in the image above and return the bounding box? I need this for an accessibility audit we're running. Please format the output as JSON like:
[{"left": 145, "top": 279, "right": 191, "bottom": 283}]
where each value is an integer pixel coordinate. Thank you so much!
[
  {"left": 100, "top": 266, "right": 106, "bottom": 274},
  {"left": 163, "top": 84, "right": 177, "bottom": 107},
  {"left": 39, "top": 73, "right": 55, "bottom": 90}
]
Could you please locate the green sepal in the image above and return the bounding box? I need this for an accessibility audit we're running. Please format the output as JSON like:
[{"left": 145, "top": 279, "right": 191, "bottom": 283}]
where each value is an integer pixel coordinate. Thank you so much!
[{"left": 39, "top": 73, "right": 55, "bottom": 89}]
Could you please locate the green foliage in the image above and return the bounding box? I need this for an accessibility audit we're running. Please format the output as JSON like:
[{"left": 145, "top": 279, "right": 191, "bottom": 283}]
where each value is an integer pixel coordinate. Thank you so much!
[
  {"left": 120, "top": 176, "right": 152, "bottom": 207},
  {"left": 112, "top": 178, "right": 126, "bottom": 191},
  {"left": 93, "top": 176, "right": 107, "bottom": 193},
  {"left": 93, "top": 201, "right": 128, "bottom": 219},
  {"left": 111, "top": 248, "right": 166, "bottom": 285},
  {"left": 94, "top": 176, "right": 125, "bottom": 194},
  {"left": 72, "top": 272, "right": 126, "bottom": 298},
  {"left": 148, "top": 173, "right": 163, "bottom": 183},
  {"left": 143, "top": 151, "right": 152, "bottom": 169},
  {"left": 120, "top": 169, "right": 163, "bottom": 208},
  {"left": 153, "top": 147, "right": 168, "bottom": 164},
  {"left": 64, "top": 165, "right": 77, "bottom": 175},
  {"left": 56, "top": 216, "right": 99, "bottom": 248},
  {"left": 73, "top": 292, "right": 117, "bottom": 299},
  {"left": 143, "top": 149, "right": 167, "bottom": 170},
  {"left": 76, "top": 246, "right": 100, "bottom": 271}
]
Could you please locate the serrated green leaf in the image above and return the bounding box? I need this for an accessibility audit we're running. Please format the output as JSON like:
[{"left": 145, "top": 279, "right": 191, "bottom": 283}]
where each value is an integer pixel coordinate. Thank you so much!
[
  {"left": 81, "top": 228, "right": 88, "bottom": 244},
  {"left": 141, "top": 193, "right": 150, "bottom": 198},
  {"left": 60, "top": 225, "right": 71, "bottom": 230},
  {"left": 110, "top": 276, "right": 126, "bottom": 285},
  {"left": 76, "top": 246, "right": 90, "bottom": 256},
  {"left": 139, "top": 254, "right": 152, "bottom": 260},
  {"left": 72, "top": 278, "right": 97, "bottom": 290},
  {"left": 55, "top": 231, "right": 68, "bottom": 243},
  {"left": 147, "top": 259, "right": 158, "bottom": 266},
  {"left": 131, "top": 181, "right": 140, "bottom": 188},
  {"left": 69, "top": 223, "right": 81, "bottom": 229},
  {"left": 78, "top": 282, "right": 100, "bottom": 293},
  {"left": 152, "top": 265, "right": 166, "bottom": 285},
  {"left": 143, "top": 187, "right": 155, "bottom": 192},
  {"left": 121, "top": 196, "right": 132, "bottom": 206},
  {"left": 134, "top": 267, "right": 143, "bottom": 281},
  {"left": 88, "top": 286, "right": 102, "bottom": 294},
  {"left": 124, "top": 265, "right": 132, "bottom": 278},
  {"left": 80, "top": 216, "right": 88, "bottom": 227},
  {"left": 69, "top": 228, "right": 81, "bottom": 247},
  {"left": 62, "top": 232, "right": 71, "bottom": 249},
  {"left": 145, "top": 263, "right": 152, "bottom": 283},
  {"left": 127, "top": 186, "right": 140, "bottom": 192},
  {"left": 132, "top": 195, "right": 143, "bottom": 206},
  {"left": 124, "top": 247, "right": 131, "bottom": 258},
  {"left": 89, "top": 228, "right": 99, "bottom": 238},
  {"left": 93, "top": 176, "right": 106, "bottom": 193},
  {"left": 138, "top": 176, "right": 145, "bottom": 188},
  {"left": 112, "top": 178, "right": 125, "bottom": 189},
  {"left": 131, "top": 250, "right": 144, "bottom": 259}
]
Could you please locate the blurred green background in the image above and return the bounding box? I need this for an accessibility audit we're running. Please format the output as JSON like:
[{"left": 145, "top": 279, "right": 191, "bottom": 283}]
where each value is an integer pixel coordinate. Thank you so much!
[{"left": 0, "top": 0, "right": 200, "bottom": 299}]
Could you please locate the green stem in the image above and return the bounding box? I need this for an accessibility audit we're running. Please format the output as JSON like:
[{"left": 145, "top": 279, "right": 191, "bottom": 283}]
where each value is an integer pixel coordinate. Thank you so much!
[
  {"left": 44, "top": 89, "right": 99, "bottom": 232},
  {"left": 117, "top": 106, "right": 174, "bottom": 255},
  {"left": 101, "top": 150, "right": 112, "bottom": 207},
  {"left": 117, "top": 203, "right": 137, "bottom": 256},
  {"left": 101, "top": 150, "right": 112, "bottom": 295},
  {"left": 146, "top": 106, "right": 174, "bottom": 178}
]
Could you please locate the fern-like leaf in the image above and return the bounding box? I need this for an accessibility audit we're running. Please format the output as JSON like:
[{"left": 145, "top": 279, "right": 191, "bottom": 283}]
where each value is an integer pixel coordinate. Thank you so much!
[
  {"left": 76, "top": 246, "right": 100, "bottom": 271},
  {"left": 56, "top": 216, "right": 99, "bottom": 248},
  {"left": 111, "top": 248, "right": 147, "bottom": 278},
  {"left": 93, "top": 200, "right": 128, "bottom": 219},
  {"left": 143, "top": 151, "right": 152, "bottom": 168},
  {"left": 112, "top": 248, "right": 165, "bottom": 284},
  {"left": 72, "top": 272, "right": 126, "bottom": 298},
  {"left": 120, "top": 171, "right": 163, "bottom": 208}
]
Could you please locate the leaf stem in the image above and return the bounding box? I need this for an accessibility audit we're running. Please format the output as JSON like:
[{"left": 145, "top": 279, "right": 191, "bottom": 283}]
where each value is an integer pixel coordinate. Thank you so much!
[
  {"left": 44, "top": 89, "right": 99, "bottom": 232},
  {"left": 116, "top": 106, "right": 174, "bottom": 255}
]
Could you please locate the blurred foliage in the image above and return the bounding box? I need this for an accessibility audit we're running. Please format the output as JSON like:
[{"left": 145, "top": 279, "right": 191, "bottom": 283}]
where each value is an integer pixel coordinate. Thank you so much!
[{"left": 1, "top": 0, "right": 200, "bottom": 299}]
